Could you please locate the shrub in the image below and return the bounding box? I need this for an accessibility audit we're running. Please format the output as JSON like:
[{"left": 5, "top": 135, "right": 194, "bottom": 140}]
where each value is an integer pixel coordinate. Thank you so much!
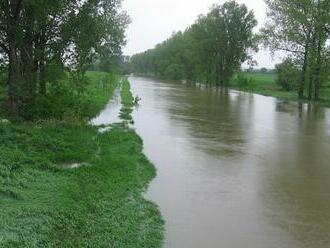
[
  {"left": 31, "top": 72, "right": 116, "bottom": 121},
  {"left": 275, "top": 59, "right": 300, "bottom": 91},
  {"left": 235, "top": 73, "right": 256, "bottom": 89}
]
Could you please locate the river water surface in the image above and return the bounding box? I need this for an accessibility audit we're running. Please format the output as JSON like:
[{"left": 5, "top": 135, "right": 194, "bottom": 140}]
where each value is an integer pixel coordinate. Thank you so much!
[{"left": 129, "top": 76, "right": 330, "bottom": 248}]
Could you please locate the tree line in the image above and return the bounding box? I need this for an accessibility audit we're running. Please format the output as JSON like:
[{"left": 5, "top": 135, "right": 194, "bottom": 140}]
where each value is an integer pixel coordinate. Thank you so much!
[
  {"left": 0, "top": 0, "right": 129, "bottom": 119},
  {"left": 131, "top": 1, "right": 258, "bottom": 86},
  {"left": 130, "top": 0, "right": 330, "bottom": 101}
]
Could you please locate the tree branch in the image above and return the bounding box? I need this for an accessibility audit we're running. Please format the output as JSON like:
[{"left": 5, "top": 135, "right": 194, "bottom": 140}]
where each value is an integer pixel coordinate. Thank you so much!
[{"left": 275, "top": 46, "right": 305, "bottom": 55}]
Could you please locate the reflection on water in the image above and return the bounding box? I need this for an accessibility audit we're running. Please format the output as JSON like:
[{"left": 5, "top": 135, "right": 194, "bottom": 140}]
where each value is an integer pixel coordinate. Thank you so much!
[
  {"left": 130, "top": 77, "right": 330, "bottom": 248},
  {"left": 264, "top": 101, "right": 330, "bottom": 248}
]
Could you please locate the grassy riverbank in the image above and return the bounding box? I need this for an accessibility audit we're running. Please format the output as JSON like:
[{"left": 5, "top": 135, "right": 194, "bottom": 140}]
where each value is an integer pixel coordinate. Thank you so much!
[
  {"left": 0, "top": 73, "right": 163, "bottom": 247},
  {"left": 119, "top": 79, "right": 135, "bottom": 121},
  {"left": 230, "top": 72, "right": 297, "bottom": 99},
  {"left": 231, "top": 72, "right": 330, "bottom": 107}
]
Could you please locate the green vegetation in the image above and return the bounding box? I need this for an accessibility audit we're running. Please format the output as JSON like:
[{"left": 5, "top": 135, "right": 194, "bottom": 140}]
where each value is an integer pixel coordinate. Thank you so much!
[
  {"left": 37, "top": 71, "right": 119, "bottom": 121},
  {"left": 274, "top": 59, "right": 300, "bottom": 91},
  {"left": 0, "top": 0, "right": 129, "bottom": 120},
  {"left": 231, "top": 72, "right": 298, "bottom": 100},
  {"left": 231, "top": 72, "right": 330, "bottom": 107},
  {"left": 130, "top": 1, "right": 257, "bottom": 86},
  {"left": 129, "top": 0, "right": 330, "bottom": 106},
  {"left": 0, "top": 2, "right": 164, "bottom": 247},
  {"left": 119, "top": 78, "right": 135, "bottom": 121},
  {"left": 0, "top": 73, "right": 164, "bottom": 247},
  {"left": 262, "top": 0, "right": 330, "bottom": 100}
]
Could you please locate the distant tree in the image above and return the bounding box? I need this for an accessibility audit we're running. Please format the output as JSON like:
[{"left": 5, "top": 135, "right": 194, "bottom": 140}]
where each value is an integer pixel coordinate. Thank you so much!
[
  {"left": 209, "top": 1, "right": 258, "bottom": 86},
  {"left": 164, "top": 64, "right": 185, "bottom": 80},
  {"left": 130, "top": 1, "right": 258, "bottom": 87},
  {"left": 260, "top": 68, "right": 268, "bottom": 73}
]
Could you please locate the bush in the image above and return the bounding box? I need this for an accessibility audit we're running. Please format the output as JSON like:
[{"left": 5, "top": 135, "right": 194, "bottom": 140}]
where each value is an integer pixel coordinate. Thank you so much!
[
  {"left": 275, "top": 59, "right": 300, "bottom": 91},
  {"left": 31, "top": 72, "right": 116, "bottom": 121},
  {"left": 235, "top": 73, "right": 256, "bottom": 89}
]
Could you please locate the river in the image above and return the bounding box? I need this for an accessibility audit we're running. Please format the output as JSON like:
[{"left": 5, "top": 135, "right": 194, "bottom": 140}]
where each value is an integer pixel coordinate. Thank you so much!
[{"left": 129, "top": 76, "right": 330, "bottom": 248}]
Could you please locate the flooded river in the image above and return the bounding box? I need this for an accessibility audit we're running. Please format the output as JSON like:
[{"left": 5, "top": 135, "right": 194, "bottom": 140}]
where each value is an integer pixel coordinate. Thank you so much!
[{"left": 129, "top": 76, "right": 330, "bottom": 248}]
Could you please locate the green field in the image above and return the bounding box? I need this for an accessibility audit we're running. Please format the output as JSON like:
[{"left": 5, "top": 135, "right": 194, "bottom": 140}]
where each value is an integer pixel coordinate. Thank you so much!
[
  {"left": 231, "top": 72, "right": 330, "bottom": 107},
  {"left": 239, "top": 72, "right": 277, "bottom": 85},
  {"left": 0, "top": 73, "right": 164, "bottom": 247}
]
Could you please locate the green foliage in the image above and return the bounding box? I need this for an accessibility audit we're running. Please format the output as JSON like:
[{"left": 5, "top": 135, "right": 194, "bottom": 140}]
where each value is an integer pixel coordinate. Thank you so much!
[
  {"left": 230, "top": 71, "right": 330, "bottom": 108},
  {"left": 120, "top": 78, "right": 135, "bottom": 121},
  {"left": 275, "top": 59, "right": 300, "bottom": 91},
  {"left": 0, "top": 76, "right": 164, "bottom": 247},
  {"left": 130, "top": 0, "right": 257, "bottom": 86},
  {"left": 164, "top": 64, "right": 185, "bottom": 80},
  {"left": 0, "top": 0, "right": 129, "bottom": 119},
  {"left": 262, "top": 0, "right": 330, "bottom": 99},
  {"left": 234, "top": 73, "right": 256, "bottom": 89},
  {"left": 30, "top": 72, "right": 117, "bottom": 121}
]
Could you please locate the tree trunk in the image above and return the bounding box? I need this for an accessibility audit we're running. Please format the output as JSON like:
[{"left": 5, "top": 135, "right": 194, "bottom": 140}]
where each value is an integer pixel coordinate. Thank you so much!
[
  {"left": 6, "top": 6, "right": 21, "bottom": 119},
  {"left": 18, "top": 7, "right": 37, "bottom": 119},
  {"left": 39, "top": 61, "right": 46, "bottom": 95},
  {"left": 308, "top": 72, "right": 314, "bottom": 100},
  {"left": 21, "top": 42, "right": 35, "bottom": 117},
  {"left": 215, "top": 61, "right": 220, "bottom": 87},
  {"left": 7, "top": 45, "right": 21, "bottom": 119},
  {"left": 307, "top": 32, "right": 317, "bottom": 100},
  {"left": 314, "top": 38, "right": 322, "bottom": 100},
  {"left": 313, "top": 0, "right": 323, "bottom": 101},
  {"left": 298, "top": 46, "right": 309, "bottom": 99}
]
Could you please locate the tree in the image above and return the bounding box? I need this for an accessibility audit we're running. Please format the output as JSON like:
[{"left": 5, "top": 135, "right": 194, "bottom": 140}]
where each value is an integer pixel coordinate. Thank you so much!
[
  {"left": 260, "top": 67, "right": 268, "bottom": 73},
  {"left": 262, "top": 0, "right": 330, "bottom": 100},
  {"left": 208, "top": 1, "right": 258, "bottom": 86},
  {"left": 130, "top": 1, "right": 257, "bottom": 87},
  {"left": 308, "top": 0, "right": 330, "bottom": 100},
  {"left": 275, "top": 58, "right": 300, "bottom": 91},
  {"left": 0, "top": 0, "right": 129, "bottom": 119}
]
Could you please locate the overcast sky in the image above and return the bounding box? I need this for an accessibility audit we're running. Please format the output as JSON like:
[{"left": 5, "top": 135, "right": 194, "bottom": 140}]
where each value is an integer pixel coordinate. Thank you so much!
[{"left": 122, "top": 0, "right": 283, "bottom": 68}]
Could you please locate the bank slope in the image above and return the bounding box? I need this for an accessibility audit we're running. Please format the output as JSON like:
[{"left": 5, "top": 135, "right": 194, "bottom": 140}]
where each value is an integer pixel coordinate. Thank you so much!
[{"left": 0, "top": 73, "right": 164, "bottom": 247}]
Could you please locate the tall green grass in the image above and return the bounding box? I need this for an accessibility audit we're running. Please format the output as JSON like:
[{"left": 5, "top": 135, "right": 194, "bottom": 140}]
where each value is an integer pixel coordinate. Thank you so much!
[{"left": 119, "top": 78, "right": 135, "bottom": 121}]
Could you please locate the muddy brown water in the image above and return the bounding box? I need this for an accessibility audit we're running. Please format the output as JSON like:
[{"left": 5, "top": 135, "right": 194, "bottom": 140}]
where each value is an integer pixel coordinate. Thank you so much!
[{"left": 128, "top": 76, "right": 330, "bottom": 248}]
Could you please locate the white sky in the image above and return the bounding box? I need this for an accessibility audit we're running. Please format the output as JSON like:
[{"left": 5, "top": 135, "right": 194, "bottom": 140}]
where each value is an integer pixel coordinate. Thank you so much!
[{"left": 122, "top": 0, "right": 283, "bottom": 68}]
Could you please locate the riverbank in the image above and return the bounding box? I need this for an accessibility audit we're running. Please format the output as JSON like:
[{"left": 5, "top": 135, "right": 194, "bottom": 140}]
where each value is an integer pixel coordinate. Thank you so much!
[
  {"left": 132, "top": 72, "right": 330, "bottom": 108},
  {"left": 231, "top": 72, "right": 330, "bottom": 107},
  {"left": 0, "top": 74, "right": 163, "bottom": 247}
]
